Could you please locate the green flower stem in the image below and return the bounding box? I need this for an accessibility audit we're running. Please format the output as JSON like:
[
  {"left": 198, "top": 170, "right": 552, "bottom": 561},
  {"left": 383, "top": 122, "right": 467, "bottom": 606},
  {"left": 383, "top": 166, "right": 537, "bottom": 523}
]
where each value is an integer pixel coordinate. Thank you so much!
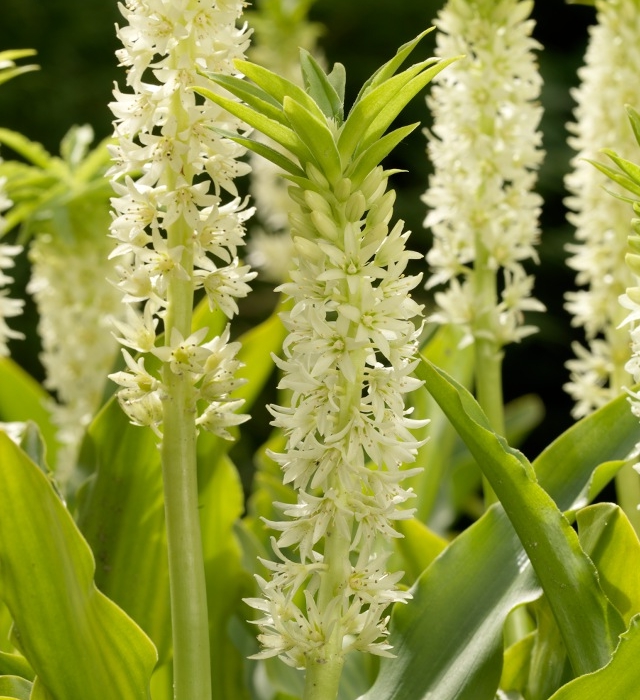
[
  {"left": 473, "top": 237, "right": 505, "bottom": 507},
  {"left": 303, "top": 522, "right": 350, "bottom": 700},
  {"left": 161, "top": 210, "right": 212, "bottom": 700}
]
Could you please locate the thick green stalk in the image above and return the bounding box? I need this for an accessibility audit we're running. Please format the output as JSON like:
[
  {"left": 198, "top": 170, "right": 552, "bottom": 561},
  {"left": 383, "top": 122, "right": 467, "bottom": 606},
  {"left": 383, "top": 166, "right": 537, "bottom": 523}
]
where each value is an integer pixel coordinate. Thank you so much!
[
  {"left": 473, "top": 236, "right": 504, "bottom": 506},
  {"left": 161, "top": 211, "right": 212, "bottom": 700},
  {"left": 303, "top": 522, "right": 350, "bottom": 700}
]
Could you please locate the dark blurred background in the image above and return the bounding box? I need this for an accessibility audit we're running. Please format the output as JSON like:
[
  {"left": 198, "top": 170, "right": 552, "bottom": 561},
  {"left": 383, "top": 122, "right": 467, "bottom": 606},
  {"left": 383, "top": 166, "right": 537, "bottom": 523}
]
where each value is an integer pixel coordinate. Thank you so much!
[{"left": 0, "top": 0, "right": 598, "bottom": 458}]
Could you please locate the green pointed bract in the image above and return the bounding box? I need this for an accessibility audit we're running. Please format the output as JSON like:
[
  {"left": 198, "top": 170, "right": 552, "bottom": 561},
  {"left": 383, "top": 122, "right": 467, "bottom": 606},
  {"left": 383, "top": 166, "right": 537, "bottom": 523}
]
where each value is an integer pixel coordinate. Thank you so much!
[
  {"left": 299, "top": 48, "right": 344, "bottom": 123},
  {"left": 282, "top": 96, "right": 342, "bottom": 183},
  {"left": 195, "top": 30, "right": 457, "bottom": 184},
  {"left": 234, "top": 58, "right": 326, "bottom": 121}
]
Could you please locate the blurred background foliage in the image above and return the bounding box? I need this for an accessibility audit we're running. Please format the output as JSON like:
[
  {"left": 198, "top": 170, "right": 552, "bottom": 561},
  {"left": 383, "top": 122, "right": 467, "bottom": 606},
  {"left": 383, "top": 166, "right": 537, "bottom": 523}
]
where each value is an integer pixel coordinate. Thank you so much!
[{"left": 0, "top": 0, "right": 600, "bottom": 457}]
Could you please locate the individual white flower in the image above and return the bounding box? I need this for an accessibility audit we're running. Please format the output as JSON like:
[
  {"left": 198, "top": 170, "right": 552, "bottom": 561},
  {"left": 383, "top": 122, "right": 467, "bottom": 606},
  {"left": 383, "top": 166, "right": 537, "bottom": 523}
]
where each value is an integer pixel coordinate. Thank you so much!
[
  {"left": 423, "top": 0, "right": 544, "bottom": 349},
  {"left": 109, "top": 0, "right": 255, "bottom": 437},
  {"left": 564, "top": 0, "right": 640, "bottom": 416}
]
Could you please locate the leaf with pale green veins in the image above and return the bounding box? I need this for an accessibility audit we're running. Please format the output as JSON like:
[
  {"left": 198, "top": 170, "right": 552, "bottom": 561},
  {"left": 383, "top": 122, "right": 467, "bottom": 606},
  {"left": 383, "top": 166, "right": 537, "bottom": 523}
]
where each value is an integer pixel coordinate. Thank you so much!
[{"left": 0, "top": 430, "right": 157, "bottom": 699}]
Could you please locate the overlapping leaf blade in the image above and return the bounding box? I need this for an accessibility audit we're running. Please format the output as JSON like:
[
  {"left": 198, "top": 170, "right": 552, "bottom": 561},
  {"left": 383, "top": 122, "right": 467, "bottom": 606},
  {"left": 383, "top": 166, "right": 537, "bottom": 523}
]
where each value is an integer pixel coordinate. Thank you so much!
[
  {"left": 419, "top": 359, "right": 625, "bottom": 675},
  {"left": 0, "top": 431, "right": 157, "bottom": 699},
  {"left": 360, "top": 371, "right": 639, "bottom": 700}
]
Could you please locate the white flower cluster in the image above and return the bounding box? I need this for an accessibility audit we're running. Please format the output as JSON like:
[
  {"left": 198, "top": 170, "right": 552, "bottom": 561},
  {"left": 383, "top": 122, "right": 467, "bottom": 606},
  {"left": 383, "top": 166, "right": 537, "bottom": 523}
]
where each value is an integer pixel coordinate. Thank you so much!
[
  {"left": 564, "top": 0, "right": 640, "bottom": 418},
  {"left": 423, "top": 0, "right": 544, "bottom": 348},
  {"left": 0, "top": 177, "right": 24, "bottom": 357},
  {"left": 247, "top": 165, "right": 426, "bottom": 668},
  {"left": 109, "top": 0, "right": 255, "bottom": 436},
  {"left": 27, "top": 234, "right": 122, "bottom": 473}
]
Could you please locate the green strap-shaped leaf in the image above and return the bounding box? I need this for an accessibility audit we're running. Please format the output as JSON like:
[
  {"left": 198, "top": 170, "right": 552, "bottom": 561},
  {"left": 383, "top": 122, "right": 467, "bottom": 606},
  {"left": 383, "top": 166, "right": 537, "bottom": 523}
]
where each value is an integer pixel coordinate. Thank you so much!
[
  {"left": 360, "top": 374, "right": 639, "bottom": 700},
  {"left": 547, "top": 615, "right": 640, "bottom": 700},
  {"left": 213, "top": 129, "right": 305, "bottom": 177},
  {"left": 0, "top": 359, "right": 58, "bottom": 470},
  {"left": 0, "top": 431, "right": 157, "bottom": 699},
  {"left": 588, "top": 158, "right": 640, "bottom": 198},
  {"left": 419, "top": 358, "right": 625, "bottom": 675},
  {"left": 356, "top": 57, "right": 458, "bottom": 158},
  {"left": 75, "top": 398, "right": 172, "bottom": 672},
  {"left": 577, "top": 503, "right": 640, "bottom": 626}
]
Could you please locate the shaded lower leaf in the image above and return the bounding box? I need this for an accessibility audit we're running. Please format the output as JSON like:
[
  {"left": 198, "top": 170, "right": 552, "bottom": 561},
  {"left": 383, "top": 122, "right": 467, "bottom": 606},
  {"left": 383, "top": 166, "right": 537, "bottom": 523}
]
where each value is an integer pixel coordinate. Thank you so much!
[
  {"left": 0, "top": 431, "right": 156, "bottom": 699},
  {"left": 577, "top": 503, "right": 640, "bottom": 625},
  {"left": 548, "top": 615, "right": 640, "bottom": 700}
]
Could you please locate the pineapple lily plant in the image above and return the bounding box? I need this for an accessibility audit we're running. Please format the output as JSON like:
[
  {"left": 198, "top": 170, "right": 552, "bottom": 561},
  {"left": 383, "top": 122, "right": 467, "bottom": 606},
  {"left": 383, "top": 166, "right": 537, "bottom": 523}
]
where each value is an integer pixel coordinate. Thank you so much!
[{"left": 1, "top": 2, "right": 640, "bottom": 700}]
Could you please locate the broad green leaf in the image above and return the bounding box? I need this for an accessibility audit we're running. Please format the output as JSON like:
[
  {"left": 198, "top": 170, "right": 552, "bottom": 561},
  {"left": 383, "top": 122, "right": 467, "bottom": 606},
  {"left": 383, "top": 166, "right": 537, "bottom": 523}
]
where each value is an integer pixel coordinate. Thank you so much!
[
  {"left": 359, "top": 506, "right": 542, "bottom": 700},
  {"left": 419, "top": 358, "right": 625, "bottom": 675},
  {"left": 407, "top": 324, "right": 474, "bottom": 524},
  {"left": 547, "top": 615, "right": 640, "bottom": 700},
  {"left": 525, "top": 597, "right": 570, "bottom": 700},
  {"left": 577, "top": 503, "right": 640, "bottom": 625},
  {"left": 191, "top": 294, "right": 228, "bottom": 342},
  {"left": 0, "top": 431, "right": 157, "bottom": 698},
  {"left": 0, "top": 677, "right": 31, "bottom": 700},
  {"left": 0, "top": 359, "right": 58, "bottom": 470},
  {"left": 361, "top": 381, "right": 640, "bottom": 700},
  {"left": 283, "top": 96, "right": 342, "bottom": 183},
  {"left": 299, "top": 49, "right": 343, "bottom": 122},
  {"left": 75, "top": 399, "right": 172, "bottom": 669}
]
